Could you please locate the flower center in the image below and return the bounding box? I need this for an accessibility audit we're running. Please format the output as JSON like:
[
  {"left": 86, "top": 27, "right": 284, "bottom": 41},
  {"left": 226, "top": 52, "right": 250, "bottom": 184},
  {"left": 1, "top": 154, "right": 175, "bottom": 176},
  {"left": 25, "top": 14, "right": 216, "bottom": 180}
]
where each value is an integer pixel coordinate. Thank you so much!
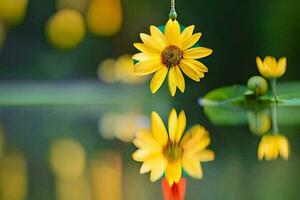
[
  {"left": 163, "top": 143, "right": 183, "bottom": 163},
  {"left": 161, "top": 45, "right": 183, "bottom": 67}
]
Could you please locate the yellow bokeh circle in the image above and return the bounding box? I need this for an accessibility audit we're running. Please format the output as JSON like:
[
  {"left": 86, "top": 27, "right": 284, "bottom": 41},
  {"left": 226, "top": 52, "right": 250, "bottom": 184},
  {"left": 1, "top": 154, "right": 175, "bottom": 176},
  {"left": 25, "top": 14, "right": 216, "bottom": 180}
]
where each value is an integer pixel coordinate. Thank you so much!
[
  {"left": 86, "top": 0, "right": 122, "bottom": 36},
  {"left": 0, "top": 0, "right": 28, "bottom": 27},
  {"left": 49, "top": 138, "right": 86, "bottom": 179},
  {"left": 46, "top": 9, "right": 85, "bottom": 49}
]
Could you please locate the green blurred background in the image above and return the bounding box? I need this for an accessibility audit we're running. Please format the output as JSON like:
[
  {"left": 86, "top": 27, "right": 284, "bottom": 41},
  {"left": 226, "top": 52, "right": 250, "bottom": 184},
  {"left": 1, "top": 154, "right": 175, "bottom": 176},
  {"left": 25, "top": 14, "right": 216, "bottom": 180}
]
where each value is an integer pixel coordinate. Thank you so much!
[{"left": 0, "top": 0, "right": 299, "bottom": 199}]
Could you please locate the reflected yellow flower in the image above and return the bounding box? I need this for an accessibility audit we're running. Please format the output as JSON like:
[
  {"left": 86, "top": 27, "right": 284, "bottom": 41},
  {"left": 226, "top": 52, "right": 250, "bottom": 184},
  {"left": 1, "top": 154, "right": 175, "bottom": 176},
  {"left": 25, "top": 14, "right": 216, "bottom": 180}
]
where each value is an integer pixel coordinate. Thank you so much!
[
  {"left": 50, "top": 138, "right": 86, "bottom": 179},
  {"left": 0, "top": 151, "right": 28, "bottom": 200},
  {"left": 115, "top": 54, "right": 147, "bottom": 84},
  {"left": 132, "top": 109, "right": 214, "bottom": 185},
  {"left": 258, "top": 135, "right": 290, "bottom": 161},
  {"left": 256, "top": 56, "right": 287, "bottom": 79},
  {"left": 0, "top": 0, "right": 28, "bottom": 27},
  {"left": 248, "top": 110, "right": 271, "bottom": 136},
  {"left": 99, "top": 112, "right": 150, "bottom": 142},
  {"left": 46, "top": 9, "right": 85, "bottom": 49},
  {"left": 133, "top": 19, "right": 212, "bottom": 96},
  {"left": 86, "top": 0, "right": 122, "bottom": 36},
  {"left": 56, "top": 176, "right": 92, "bottom": 200},
  {"left": 90, "top": 151, "right": 122, "bottom": 200}
]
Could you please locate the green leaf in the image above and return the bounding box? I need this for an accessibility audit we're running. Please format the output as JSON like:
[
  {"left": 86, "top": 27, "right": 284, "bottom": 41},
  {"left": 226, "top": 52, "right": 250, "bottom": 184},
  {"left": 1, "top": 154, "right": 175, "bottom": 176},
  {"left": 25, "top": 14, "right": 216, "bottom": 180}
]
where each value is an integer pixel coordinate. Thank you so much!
[{"left": 199, "top": 85, "right": 248, "bottom": 106}]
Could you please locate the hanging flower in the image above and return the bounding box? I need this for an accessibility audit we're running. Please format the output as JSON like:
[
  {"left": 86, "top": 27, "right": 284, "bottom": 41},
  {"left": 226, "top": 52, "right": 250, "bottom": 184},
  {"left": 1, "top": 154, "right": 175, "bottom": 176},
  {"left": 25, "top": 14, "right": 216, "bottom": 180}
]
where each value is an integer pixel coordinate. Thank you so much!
[
  {"left": 256, "top": 56, "right": 287, "bottom": 79},
  {"left": 133, "top": 19, "right": 212, "bottom": 96},
  {"left": 162, "top": 177, "right": 186, "bottom": 200},
  {"left": 258, "top": 134, "right": 290, "bottom": 161},
  {"left": 132, "top": 109, "right": 214, "bottom": 185}
]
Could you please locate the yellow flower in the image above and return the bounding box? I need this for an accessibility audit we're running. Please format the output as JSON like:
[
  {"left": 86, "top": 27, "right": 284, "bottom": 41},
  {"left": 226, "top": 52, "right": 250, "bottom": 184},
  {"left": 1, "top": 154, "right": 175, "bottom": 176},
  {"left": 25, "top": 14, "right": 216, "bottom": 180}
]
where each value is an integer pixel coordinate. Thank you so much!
[
  {"left": 133, "top": 19, "right": 213, "bottom": 96},
  {"left": 258, "top": 135, "right": 290, "bottom": 161},
  {"left": 256, "top": 56, "right": 287, "bottom": 79},
  {"left": 132, "top": 109, "right": 214, "bottom": 185}
]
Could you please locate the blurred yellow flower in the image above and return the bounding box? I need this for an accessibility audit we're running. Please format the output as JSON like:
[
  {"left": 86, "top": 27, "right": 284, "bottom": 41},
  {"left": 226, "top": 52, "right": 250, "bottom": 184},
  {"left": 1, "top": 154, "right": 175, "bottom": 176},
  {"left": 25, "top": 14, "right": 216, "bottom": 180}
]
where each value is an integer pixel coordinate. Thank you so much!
[
  {"left": 46, "top": 9, "right": 85, "bottom": 49},
  {"left": 133, "top": 19, "right": 212, "bottom": 96},
  {"left": 86, "top": 0, "right": 122, "bottom": 36},
  {"left": 132, "top": 109, "right": 214, "bottom": 185},
  {"left": 258, "top": 135, "right": 290, "bottom": 161},
  {"left": 248, "top": 110, "right": 271, "bottom": 136},
  {"left": 0, "top": 0, "right": 28, "bottom": 27},
  {"left": 115, "top": 55, "right": 147, "bottom": 84},
  {"left": 256, "top": 56, "right": 287, "bottom": 79},
  {"left": 98, "top": 55, "right": 147, "bottom": 85}
]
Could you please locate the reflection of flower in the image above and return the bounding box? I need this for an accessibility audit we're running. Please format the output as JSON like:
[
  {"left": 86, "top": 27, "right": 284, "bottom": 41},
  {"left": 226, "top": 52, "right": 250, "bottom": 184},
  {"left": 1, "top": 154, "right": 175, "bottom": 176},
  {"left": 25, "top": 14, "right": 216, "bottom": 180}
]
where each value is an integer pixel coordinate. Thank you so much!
[
  {"left": 99, "top": 112, "right": 150, "bottom": 142},
  {"left": 258, "top": 135, "right": 290, "bottom": 161},
  {"left": 248, "top": 110, "right": 271, "bottom": 136},
  {"left": 256, "top": 56, "right": 287, "bottom": 79},
  {"left": 162, "top": 177, "right": 186, "bottom": 200},
  {"left": 132, "top": 109, "right": 214, "bottom": 185},
  {"left": 133, "top": 19, "right": 212, "bottom": 96}
]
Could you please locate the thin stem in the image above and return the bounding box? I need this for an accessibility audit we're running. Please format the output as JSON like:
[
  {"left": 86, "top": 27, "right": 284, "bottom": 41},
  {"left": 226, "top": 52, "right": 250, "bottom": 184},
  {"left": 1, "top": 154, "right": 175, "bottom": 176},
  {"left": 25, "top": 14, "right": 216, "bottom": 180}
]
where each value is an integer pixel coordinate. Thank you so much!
[
  {"left": 169, "top": 0, "right": 177, "bottom": 20},
  {"left": 270, "top": 78, "right": 278, "bottom": 102},
  {"left": 271, "top": 100, "right": 279, "bottom": 134}
]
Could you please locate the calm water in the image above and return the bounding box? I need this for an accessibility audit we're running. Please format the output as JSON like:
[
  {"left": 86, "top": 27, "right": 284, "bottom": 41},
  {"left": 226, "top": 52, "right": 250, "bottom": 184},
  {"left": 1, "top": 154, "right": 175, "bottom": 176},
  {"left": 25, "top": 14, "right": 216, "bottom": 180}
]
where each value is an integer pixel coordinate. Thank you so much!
[{"left": 0, "top": 102, "right": 299, "bottom": 200}]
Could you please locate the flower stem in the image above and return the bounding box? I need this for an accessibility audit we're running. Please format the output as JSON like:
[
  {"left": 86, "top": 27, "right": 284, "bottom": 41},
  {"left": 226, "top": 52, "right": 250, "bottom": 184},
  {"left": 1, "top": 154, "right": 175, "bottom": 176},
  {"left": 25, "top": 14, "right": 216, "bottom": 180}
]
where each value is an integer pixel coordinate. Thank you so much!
[
  {"left": 271, "top": 99, "right": 279, "bottom": 134},
  {"left": 169, "top": 0, "right": 177, "bottom": 20},
  {"left": 270, "top": 78, "right": 278, "bottom": 102}
]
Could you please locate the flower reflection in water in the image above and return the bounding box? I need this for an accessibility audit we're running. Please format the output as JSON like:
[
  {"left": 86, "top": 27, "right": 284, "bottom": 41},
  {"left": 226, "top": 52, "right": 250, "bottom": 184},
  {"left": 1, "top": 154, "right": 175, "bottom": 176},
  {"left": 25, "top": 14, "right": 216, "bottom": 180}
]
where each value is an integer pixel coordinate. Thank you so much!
[
  {"left": 49, "top": 138, "right": 92, "bottom": 200},
  {"left": 132, "top": 109, "right": 215, "bottom": 186},
  {"left": 99, "top": 111, "right": 150, "bottom": 142},
  {"left": 0, "top": 151, "right": 28, "bottom": 200},
  {"left": 90, "top": 151, "right": 122, "bottom": 200}
]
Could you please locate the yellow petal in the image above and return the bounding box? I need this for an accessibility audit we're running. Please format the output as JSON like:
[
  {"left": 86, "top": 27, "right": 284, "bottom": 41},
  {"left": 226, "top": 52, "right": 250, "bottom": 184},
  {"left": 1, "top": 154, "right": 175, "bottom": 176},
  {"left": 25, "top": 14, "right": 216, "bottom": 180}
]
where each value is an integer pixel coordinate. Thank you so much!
[
  {"left": 150, "top": 66, "right": 168, "bottom": 94},
  {"left": 164, "top": 19, "right": 180, "bottom": 45},
  {"left": 134, "top": 59, "right": 162, "bottom": 75},
  {"left": 183, "top": 47, "right": 213, "bottom": 59},
  {"left": 168, "top": 67, "right": 177, "bottom": 96},
  {"left": 180, "top": 25, "right": 195, "bottom": 45},
  {"left": 150, "top": 157, "right": 167, "bottom": 182},
  {"left": 196, "top": 149, "right": 215, "bottom": 162},
  {"left": 165, "top": 161, "right": 182, "bottom": 185},
  {"left": 277, "top": 57, "right": 287, "bottom": 77},
  {"left": 133, "top": 53, "right": 153, "bottom": 62},
  {"left": 140, "top": 33, "right": 164, "bottom": 51},
  {"left": 180, "top": 33, "right": 201, "bottom": 51},
  {"left": 150, "top": 25, "right": 168, "bottom": 48},
  {"left": 256, "top": 57, "right": 265, "bottom": 76},
  {"left": 132, "top": 149, "right": 160, "bottom": 162},
  {"left": 175, "top": 110, "right": 186, "bottom": 143},
  {"left": 181, "top": 59, "right": 208, "bottom": 73},
  {"left": 278, "top": 136, "right": 290, "bottom": 160},
  {"left": 133, "top": 43, "right": 161, "bottom": 55},
  {"left": 133, "top": 133, "right": 161, "bottom": 150},
  {"left": 140, "top": 154, "right": 164, "bottom": 174},
  {"left": 168, "top": 108, "right": 178, "bottom": 143},
  {"left": 174, "top": 66, "right": 185, "bottom": 92},
  {"left": 182, "top": 154, "right": 203, "bottom": 179},
  {"left": 151, "top": 111, "right": 169, "bottom": 146},
  {"left": 179, "top": 61, "right": 202, "bottom": 81}
]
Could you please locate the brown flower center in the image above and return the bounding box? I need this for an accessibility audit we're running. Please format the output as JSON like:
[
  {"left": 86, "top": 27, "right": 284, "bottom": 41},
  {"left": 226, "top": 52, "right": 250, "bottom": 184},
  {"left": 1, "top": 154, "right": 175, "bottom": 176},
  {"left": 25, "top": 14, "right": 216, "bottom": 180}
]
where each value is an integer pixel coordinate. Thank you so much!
[
  {"left": 163, "top": 143, "right": 183, "bottom": 163},
  {"left": 161, "top": 45, "right": 183, "bottom": 67}
]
